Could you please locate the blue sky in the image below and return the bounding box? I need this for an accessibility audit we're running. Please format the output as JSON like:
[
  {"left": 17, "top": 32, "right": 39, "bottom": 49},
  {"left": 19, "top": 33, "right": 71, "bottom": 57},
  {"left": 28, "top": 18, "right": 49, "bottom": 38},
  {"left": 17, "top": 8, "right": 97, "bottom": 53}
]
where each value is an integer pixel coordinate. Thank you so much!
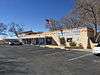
[{"left": 0, "top": 0, "right": 75, "bottom": 32}]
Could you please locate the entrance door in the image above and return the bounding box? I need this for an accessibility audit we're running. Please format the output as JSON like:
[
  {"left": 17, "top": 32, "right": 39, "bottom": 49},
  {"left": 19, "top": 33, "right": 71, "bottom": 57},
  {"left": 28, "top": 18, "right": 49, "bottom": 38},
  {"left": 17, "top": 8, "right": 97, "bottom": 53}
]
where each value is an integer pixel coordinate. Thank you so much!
[{"left": 60, "top": 37, "right": 65, "bottom": 45}]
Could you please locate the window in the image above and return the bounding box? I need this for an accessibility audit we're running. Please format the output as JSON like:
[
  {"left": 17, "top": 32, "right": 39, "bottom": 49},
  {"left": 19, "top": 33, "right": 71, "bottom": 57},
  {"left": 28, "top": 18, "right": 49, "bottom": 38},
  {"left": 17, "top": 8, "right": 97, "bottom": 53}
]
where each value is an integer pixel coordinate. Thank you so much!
[{"left": 67, "top": 38, "right": 72, "bottom": 42}]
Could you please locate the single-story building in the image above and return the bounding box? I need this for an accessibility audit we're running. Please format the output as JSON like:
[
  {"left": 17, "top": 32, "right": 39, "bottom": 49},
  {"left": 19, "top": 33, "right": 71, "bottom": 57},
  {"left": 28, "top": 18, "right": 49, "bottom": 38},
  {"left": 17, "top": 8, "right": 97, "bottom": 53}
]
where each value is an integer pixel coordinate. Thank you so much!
[{"left": 18, "top": 27, "right": 98, "bottom": 49}]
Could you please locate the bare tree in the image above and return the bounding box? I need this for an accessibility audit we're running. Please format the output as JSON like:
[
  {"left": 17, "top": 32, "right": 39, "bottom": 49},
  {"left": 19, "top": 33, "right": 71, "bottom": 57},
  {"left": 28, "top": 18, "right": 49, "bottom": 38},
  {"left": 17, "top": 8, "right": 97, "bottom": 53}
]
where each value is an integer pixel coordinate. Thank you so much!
[
  {"left": 9, "top": 22, "right": 24, "bottom": 37},
  {"left": 61, "top": 9, "right": 83, "bottom": 29},
  {"left": 61, "top": 0, "right": 100, "bottom": 42},
  {"left": 75, "top": 0, "right": 100, "bottom": 38},
  {"left": 0, "top": 22, "right": 7, "bottom": 33}
]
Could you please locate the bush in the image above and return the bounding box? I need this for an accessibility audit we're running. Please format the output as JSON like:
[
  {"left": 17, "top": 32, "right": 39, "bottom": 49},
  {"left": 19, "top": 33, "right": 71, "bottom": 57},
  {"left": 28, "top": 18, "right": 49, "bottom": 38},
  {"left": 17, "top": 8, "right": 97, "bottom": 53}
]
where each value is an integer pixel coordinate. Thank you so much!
[
  {"left": 69, "top": 42, "right": 76, "bottom": 47},
  {"left": 67, "top": 42, "right": 83, "bottom": 49},
  {"left": 78, "top": 43, "right": 83, "bottom": 49}
]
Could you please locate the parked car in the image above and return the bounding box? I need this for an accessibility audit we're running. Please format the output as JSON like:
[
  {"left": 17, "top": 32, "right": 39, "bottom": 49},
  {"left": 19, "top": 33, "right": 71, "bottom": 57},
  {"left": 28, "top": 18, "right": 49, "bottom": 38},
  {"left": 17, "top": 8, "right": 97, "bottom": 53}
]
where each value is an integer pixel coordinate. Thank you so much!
[
  {"left": 92, "top": 44, "right": 100, "bottom": 55},
  {"left": 8, "top": 40, "right": 23, "bottom": 45}
]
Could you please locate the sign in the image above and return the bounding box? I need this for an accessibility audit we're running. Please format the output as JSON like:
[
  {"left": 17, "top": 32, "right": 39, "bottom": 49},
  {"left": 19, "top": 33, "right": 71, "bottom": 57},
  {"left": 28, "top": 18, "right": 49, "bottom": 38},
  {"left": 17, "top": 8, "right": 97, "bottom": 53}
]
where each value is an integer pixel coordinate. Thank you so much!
[{"left": 58, "top": 32, "right": 65, "bottom": 37}]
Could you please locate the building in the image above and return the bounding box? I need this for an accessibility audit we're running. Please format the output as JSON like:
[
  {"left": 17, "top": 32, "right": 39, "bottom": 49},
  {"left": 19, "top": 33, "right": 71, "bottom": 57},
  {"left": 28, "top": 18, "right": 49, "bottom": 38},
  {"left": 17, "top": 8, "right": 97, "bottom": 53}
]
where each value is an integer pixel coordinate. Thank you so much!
[{"left": 18, "top": 27, "right": 97, "bottom": 49}]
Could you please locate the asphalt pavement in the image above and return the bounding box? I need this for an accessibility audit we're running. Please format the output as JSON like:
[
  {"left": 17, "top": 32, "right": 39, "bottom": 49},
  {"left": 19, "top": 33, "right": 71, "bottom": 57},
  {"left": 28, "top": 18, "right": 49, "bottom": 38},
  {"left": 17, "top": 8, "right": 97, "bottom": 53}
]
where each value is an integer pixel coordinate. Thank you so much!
[{"left": 0, "top": 45, "right": 100, "bottom": 75}]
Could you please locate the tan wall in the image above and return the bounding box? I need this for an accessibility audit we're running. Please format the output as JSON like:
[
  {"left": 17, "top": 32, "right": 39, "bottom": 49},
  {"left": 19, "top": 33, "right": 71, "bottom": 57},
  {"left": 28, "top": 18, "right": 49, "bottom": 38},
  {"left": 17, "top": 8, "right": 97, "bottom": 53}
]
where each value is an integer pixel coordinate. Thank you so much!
[
  {"left": 79, "top": 28, "right": 95, "bottom": 49},
  {"left": 79, "top": 28, "right": 88, "bottom": 49}
]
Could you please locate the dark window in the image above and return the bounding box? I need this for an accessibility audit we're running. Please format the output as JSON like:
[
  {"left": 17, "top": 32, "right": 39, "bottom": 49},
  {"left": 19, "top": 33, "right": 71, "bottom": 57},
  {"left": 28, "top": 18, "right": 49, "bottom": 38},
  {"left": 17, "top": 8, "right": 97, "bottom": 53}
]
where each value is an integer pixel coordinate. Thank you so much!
[
  {"left": 60, "top": 37, "right": 65, "bottom": 44},
  {"left": 46, "top": 37, "right": 52, "bottom": 45},
  {"left": 67, "top": 38, "right": 72, "bottom": 42}
]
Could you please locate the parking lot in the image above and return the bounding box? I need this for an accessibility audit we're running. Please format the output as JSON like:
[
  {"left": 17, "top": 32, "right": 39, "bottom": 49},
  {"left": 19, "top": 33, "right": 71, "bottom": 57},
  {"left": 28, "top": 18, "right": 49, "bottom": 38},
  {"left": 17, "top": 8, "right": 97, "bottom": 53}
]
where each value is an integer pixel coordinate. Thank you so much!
[{"left": 0, "top": 45, "right": 100, "bottom": 75}]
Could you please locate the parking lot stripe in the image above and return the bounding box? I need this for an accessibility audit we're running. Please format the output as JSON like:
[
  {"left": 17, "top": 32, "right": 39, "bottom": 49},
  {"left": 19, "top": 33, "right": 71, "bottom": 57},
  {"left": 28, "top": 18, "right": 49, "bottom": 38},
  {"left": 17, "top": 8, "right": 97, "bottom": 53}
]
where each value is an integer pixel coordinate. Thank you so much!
[
  {"left": 66, "top": 53, "right": 92, "bottom": 61},
  {"left": 45, "top": 51, "right": 67, "bottom": 56}
]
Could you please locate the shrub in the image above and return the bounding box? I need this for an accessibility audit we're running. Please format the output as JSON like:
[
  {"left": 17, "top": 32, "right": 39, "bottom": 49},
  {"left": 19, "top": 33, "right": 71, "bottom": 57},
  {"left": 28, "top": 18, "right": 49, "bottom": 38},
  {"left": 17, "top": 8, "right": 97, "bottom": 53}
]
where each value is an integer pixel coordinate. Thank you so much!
[
  {"left": 69, "top": 42, "right": 76, "bottom": 47},
  {"left": 78, "top": 43, "right": 83, "bottom": 49}
]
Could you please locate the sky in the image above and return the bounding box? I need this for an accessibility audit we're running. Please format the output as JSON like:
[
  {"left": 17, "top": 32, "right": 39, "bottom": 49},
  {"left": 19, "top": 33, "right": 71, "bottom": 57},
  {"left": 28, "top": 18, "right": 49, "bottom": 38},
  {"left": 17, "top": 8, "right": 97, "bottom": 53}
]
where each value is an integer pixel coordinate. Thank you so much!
[{"left": 0, "top": 0, "right": 75, "bottom": 32}]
